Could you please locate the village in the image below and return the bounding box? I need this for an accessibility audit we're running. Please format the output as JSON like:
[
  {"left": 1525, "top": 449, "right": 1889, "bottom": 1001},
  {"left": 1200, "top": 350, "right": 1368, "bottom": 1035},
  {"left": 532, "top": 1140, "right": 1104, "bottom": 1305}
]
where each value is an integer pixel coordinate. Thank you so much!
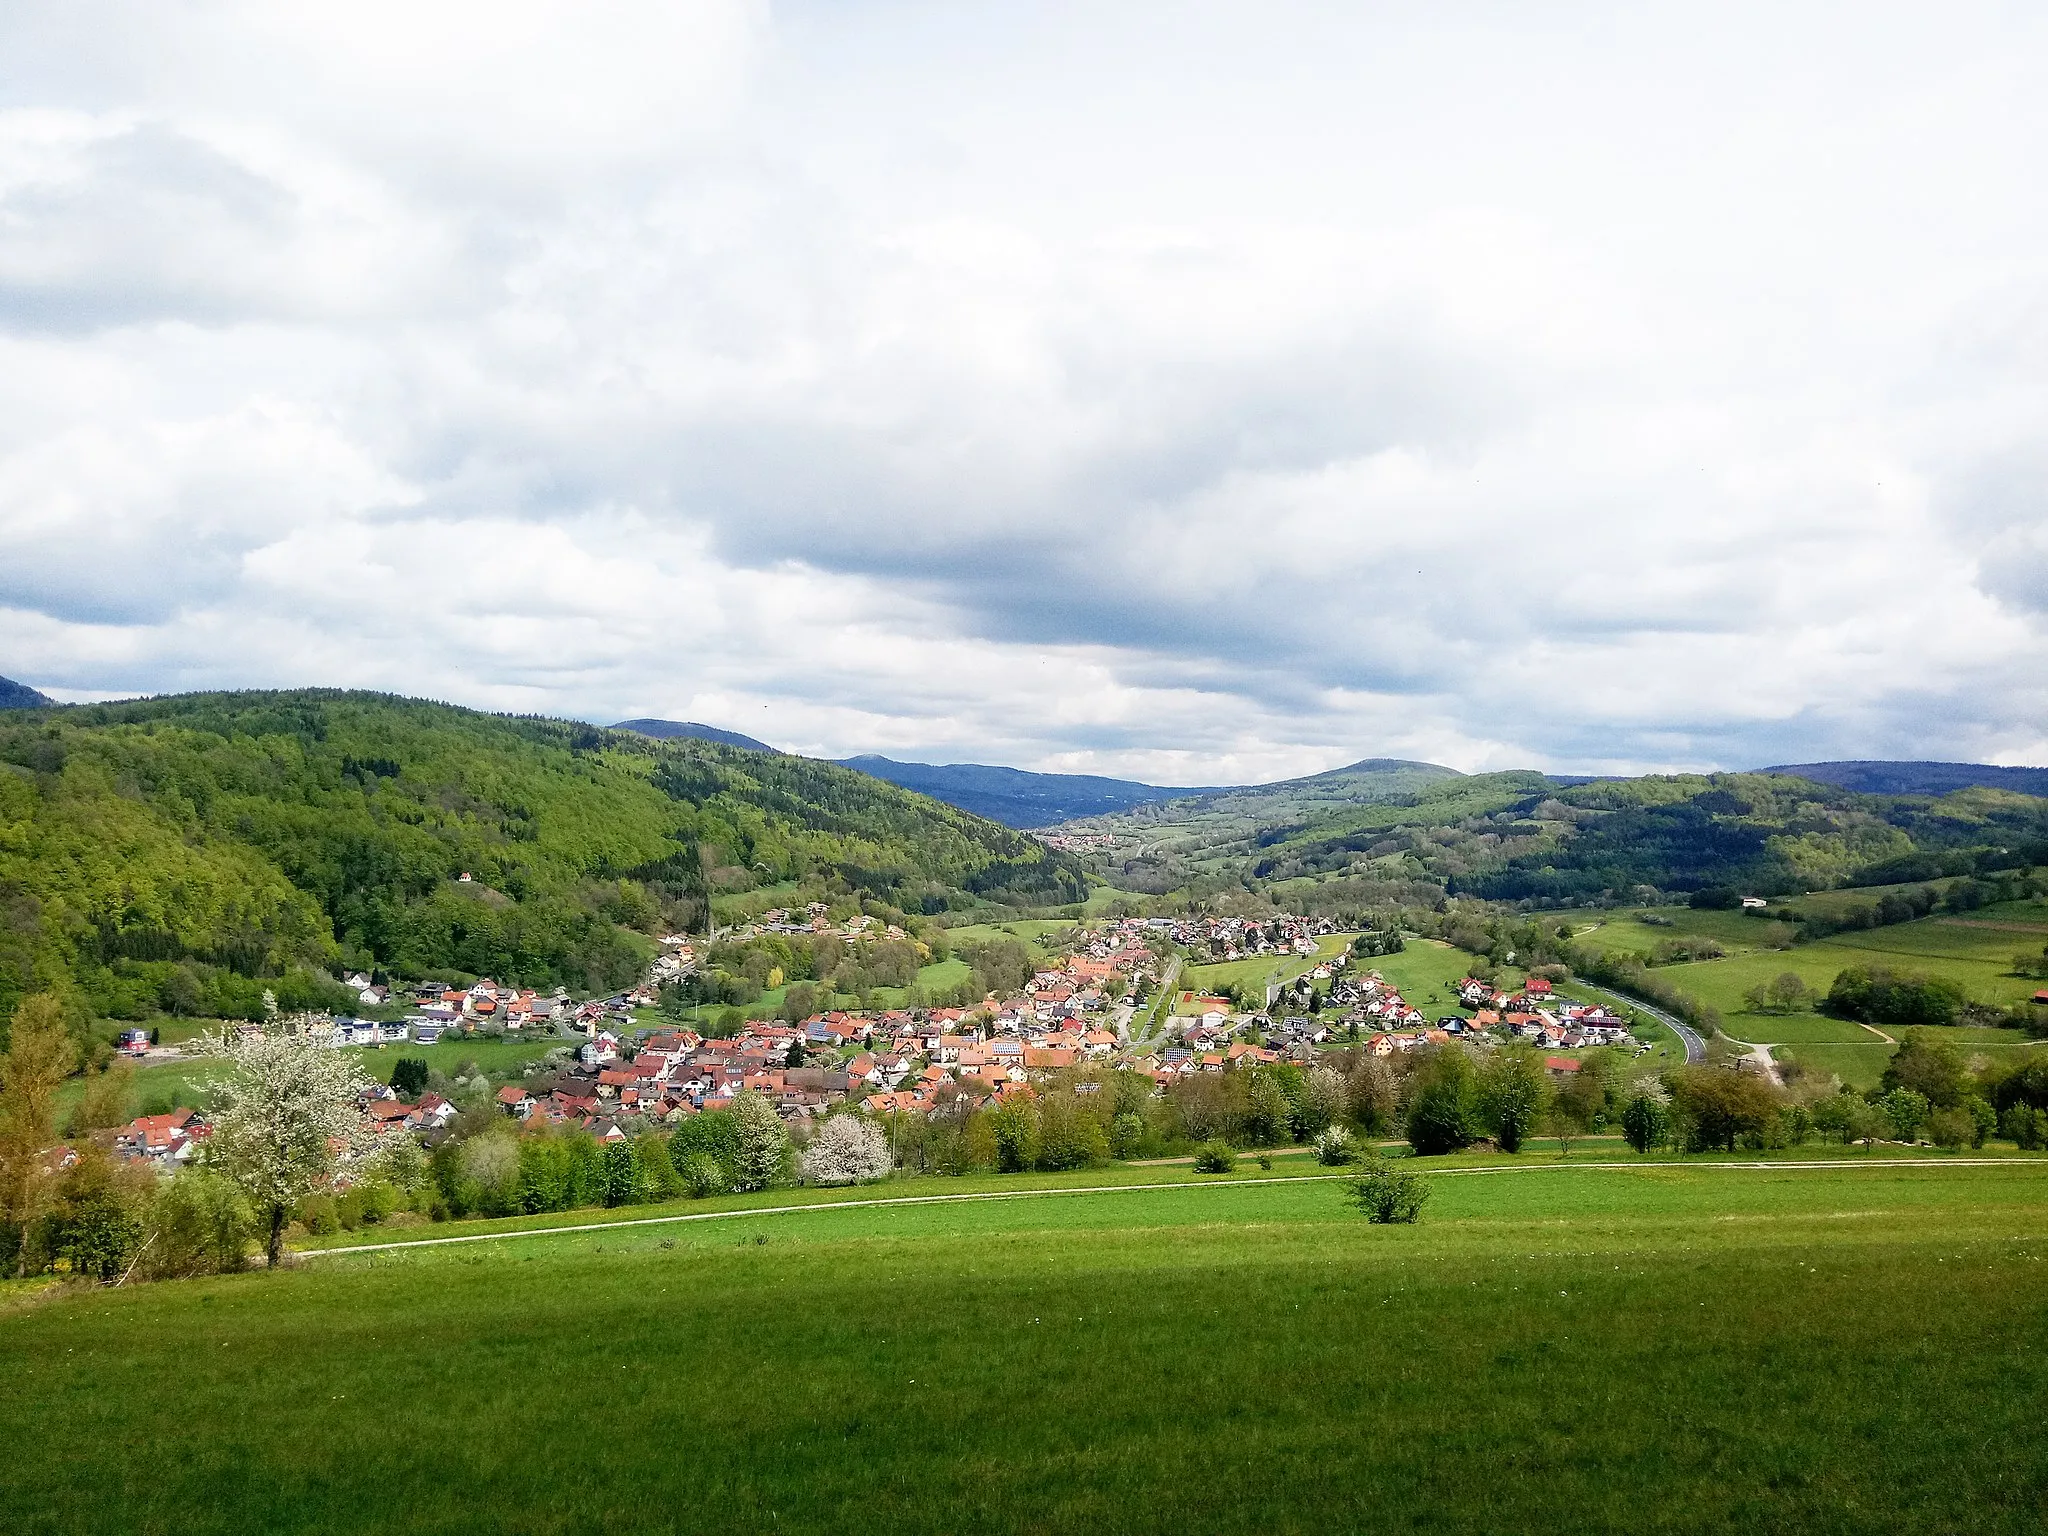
[{"left": 93, "top": 910, "right": 1647, "bottom": 1174}]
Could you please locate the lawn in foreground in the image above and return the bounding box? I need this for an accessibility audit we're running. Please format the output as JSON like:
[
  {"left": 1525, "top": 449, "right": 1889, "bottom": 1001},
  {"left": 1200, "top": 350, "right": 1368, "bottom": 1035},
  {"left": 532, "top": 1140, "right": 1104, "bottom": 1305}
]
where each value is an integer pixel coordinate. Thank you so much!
[{"left": 3, "top": 1164, "right": 2046, "bottom": 1535}]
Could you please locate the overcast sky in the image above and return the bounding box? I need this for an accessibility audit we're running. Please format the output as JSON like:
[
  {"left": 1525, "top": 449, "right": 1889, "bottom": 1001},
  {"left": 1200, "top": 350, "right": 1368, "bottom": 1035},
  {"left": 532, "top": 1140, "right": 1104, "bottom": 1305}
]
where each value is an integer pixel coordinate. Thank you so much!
[{"left": 2, "top": 2, "right": 2043, "bottom": 783}]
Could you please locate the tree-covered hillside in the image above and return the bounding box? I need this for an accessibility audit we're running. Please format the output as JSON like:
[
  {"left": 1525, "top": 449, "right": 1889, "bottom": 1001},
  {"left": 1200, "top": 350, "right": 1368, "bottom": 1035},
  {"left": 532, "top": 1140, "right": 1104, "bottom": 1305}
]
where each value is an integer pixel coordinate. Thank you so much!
[
  {"left": 0, "top": 691, "right": 1084, "bottom": 1031},
  {"left": 1060, "top": 765, "right": 2048, "bottom": 912}
]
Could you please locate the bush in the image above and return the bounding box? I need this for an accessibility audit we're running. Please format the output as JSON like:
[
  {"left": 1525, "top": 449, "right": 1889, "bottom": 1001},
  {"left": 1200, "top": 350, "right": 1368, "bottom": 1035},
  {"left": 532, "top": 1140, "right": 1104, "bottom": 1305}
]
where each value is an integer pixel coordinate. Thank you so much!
[
  {"left": 297, "top": 1193, "right": 340, "bottom": 1235},
  {"left": 1109, "top": 1112, "right": 1145, "bottom": 1159},
  {"left": 1999, "top": 1103, "right": 2045, "bottom": 1150},
  {"left": 1927, "top": 1108, "right": 1973, "bottom": 1151},
  {"left": 1313, "top": 1125, "right": 1356, "bottom": 1166},
  {"left": 33, "top": 1148, "right": 148, "bottom": 1281},
  {"left": 1348, "top": 1156, "right": 1430, "bottom": 1224},
  {"left": 800, "top": 1115, "right": 893, "bottom": 1186},
  {"left": 1192, "top": 1140, "right": 1236, "bottom": 1174},
  {"left": 144, "top": 1170, "right": 253, "bottom": 1278},
  {"left": 679, "top": 1153, "right": 729, "bottom": 1198},
  {"left": 1406, "top": 1049, "right": 1482, "bottom": 1156}
]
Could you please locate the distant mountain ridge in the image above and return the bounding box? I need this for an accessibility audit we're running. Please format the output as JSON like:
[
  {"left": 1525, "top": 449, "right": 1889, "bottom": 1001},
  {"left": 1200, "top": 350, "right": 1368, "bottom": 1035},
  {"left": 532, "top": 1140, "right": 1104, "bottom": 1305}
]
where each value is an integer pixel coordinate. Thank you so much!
[
  {"left": 1767, "top": 760, "right": 2048, "bottom": 798},
  {"left": 837, "top": 755, "right": 1226, "bottom": 829},
  {"left": 0, "top": 675, "right": 55, "bottom": 709},
  {"left": 611, "top": 718, "right": 779, "bottom": 753}
]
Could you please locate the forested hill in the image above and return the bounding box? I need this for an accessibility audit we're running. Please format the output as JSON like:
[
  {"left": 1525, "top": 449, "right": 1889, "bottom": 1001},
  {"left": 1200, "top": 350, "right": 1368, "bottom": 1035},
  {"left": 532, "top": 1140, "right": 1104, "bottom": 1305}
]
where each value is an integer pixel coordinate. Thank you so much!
[
  {"left": 612, "top": 718, "right": 779, "bottom": 753},
  {"left": 1765, "top": 760, "right": 2048, "bottom": 798},
  {"left": 837, "top": 756, "right": 1221, "bottom": 828},
  {"left": 0, "top": 691, "right": 1084, "bottom": 1028},
  {"left": 0, "top": 675, "right": 54, "bottom": 709},
  {"left": 1063, "top": 765, "right": 2048, "bottom": 910}
]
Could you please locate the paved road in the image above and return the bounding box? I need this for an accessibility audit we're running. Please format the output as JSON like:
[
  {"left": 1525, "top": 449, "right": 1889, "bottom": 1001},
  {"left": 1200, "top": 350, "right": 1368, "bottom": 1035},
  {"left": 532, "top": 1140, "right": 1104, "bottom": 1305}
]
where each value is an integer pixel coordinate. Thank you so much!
[{"left": 1582, "top": 983, "right": 1706, "bottom": 1063}]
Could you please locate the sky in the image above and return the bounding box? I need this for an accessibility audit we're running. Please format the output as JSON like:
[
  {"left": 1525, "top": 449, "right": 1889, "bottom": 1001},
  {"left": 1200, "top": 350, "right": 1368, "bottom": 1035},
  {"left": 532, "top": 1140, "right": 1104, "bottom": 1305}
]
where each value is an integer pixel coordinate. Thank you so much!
[{"left": 1, "top": 1, "right": 2044, "bottom": 785}]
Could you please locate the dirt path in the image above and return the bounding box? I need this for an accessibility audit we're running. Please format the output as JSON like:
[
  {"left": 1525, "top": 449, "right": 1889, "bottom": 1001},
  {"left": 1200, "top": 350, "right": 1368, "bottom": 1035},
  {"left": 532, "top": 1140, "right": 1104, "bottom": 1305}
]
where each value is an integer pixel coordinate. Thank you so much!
[
  {"left": 1722, "top": 1036, "right": 1784, "bottom": 1086},
  {"left": 1856, "top": 1022, "right": 1897, "bottom": 1044}
]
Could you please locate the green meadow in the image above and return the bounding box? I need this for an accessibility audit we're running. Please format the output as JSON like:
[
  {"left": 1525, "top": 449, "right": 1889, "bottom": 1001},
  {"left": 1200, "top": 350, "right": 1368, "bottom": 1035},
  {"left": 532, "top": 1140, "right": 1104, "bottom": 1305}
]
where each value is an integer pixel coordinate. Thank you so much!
[
  {"left": 1182, "top": 933, "right": 1362, "bottom": 1007},
  {"left": 1576, "top": 908, "right": 1801, "bottom": 956},
  {"left": 1586, "top": 898, "right": 2046, "bottom": 1089},
  {"left": 4, "top": 1158, "right": 2046, "bottom": 1534},
  {"left": 61, "top": 1037, "right": 566, "bottom": 1121}
]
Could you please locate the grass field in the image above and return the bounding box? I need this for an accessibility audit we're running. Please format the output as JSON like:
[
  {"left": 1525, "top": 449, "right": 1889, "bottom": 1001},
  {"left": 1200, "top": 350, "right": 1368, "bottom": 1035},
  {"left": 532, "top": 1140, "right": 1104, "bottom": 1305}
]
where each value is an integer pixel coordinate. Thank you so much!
[
  {"left": 1624, "top": 904, "right": 2048, "bottom": 1090},
  {"left": 1576, "top": 908, "right": 1800, "bottom": 955},
  {"left": 59, "top": 1037, "right": 567, "bottom": 1122},
  {"left": 1181, "top": 933, "right": 1356, "bottom": 1008},
  {"left": 943, "top": 919, "right": 1077, "bottom": 949},
  {"left": 4, "top": 1158, "right": 2046, "bottom": 1534}
]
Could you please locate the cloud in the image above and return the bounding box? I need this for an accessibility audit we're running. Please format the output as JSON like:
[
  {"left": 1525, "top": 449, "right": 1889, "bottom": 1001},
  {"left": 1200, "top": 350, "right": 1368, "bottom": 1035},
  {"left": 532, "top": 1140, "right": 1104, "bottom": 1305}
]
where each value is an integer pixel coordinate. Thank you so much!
[{"left": 1, "top": 1, "right": 2045, "bottom": 780}]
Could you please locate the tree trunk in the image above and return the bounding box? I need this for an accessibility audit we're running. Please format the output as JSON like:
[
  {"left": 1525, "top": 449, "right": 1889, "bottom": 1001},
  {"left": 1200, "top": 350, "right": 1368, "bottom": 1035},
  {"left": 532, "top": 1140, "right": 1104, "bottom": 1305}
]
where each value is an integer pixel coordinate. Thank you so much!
[{"left": 267, "top": 1203, "right": 287, "bottom": 1268}]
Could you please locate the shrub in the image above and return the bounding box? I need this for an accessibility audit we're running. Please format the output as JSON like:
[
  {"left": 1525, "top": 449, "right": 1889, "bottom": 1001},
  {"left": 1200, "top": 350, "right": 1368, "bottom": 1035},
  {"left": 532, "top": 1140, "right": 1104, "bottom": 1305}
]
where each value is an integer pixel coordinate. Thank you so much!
[
  {"left": 1878, "top": 1088, "right": 1930, "bottom": 1143},
  {"left": 1192, "top": 1140, "right": 1236, "bottom": 1174},
  {"left": 679, "top": 1153, "right": 729, "bottom": 1198},
  {"left": 1999, "top": 1103, "right": 2045, "bottom": 1150},
  {"left": 1313, "top": 1125, "right": 1356, "bottom": 1166},
  {"left": 1109, "top": 1112, "right": 1145, "bottom": 1159},
  {"left": 145, "top": 1170, "right": 254, "bottom": 1278},
  {"left": 1406, "top": 1049, "right": 1482, "bottom": 1156},
  {"left": 1348, "top": 1156, "right": 1429, "bottom": 1224},
  {"left": 728, "top": 1091, "right": 790, "bottom": 1191},
  {"left": 297, "top": 1193, "right": 340, "bottom": 1235},
  {"left": 800, "top": 1115, "right": 893, "bottom": 1186},
  {"left": 1927, "top": 1108, "right": 1973, "bottom": 1151}
]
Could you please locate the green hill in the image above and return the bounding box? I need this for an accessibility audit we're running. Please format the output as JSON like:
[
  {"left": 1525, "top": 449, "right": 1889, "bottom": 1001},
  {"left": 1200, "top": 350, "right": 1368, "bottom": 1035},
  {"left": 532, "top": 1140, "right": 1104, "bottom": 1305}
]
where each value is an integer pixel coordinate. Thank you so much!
[
  {"left": 1064, "top": 765, "right": 2048, "bottom": 910},
  {"left": 0, "top": 691, "right": 1084, "bottom": 1030}
]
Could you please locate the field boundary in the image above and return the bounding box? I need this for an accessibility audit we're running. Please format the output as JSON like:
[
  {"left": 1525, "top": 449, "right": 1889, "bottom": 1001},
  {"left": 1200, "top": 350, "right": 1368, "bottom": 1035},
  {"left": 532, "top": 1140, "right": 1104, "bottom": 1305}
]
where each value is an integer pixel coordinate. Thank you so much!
[{"left": 298, "top": 1157, "right": 2043, "bottom": 1259}]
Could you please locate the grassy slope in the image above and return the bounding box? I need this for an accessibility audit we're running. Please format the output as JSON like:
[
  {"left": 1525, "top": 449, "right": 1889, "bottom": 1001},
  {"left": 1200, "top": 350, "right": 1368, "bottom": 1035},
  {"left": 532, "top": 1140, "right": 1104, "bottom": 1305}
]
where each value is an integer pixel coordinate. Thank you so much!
[
  {"left": 1181, "top": 934, "right": 1362, "bottom": 1010},
  {"left": 1573, "top": 898, "right": 2048, "bottom": 1088},
  {"left": 4, "top": 1163, "right": 2047, "bottom": 1534},
  {"left": 57, "top": 1037, "right": 564, "bottom": 1120}
]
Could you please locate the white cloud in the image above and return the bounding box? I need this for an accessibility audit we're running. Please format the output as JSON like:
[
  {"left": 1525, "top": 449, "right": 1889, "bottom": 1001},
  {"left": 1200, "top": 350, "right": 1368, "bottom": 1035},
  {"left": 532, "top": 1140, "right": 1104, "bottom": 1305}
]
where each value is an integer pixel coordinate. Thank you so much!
[{"left": 1, "top": 1, "right": 2044, "bottom": 781}]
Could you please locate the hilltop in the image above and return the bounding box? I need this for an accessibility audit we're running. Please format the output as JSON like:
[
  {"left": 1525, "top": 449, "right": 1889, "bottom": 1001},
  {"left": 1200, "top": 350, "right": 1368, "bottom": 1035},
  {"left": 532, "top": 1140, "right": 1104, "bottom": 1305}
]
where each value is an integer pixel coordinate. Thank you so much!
[
  {"left": 0, "top": 674, "right": 55, "bottom": 709},
  {"left": 836, "top": 755, "right": 1226, "bottom": 828},
  {"left": 611, "top": 718, "right": 779, "bottom": 753},
  {"left": 0, "top": 690, "right": 1083, "bottom": 1029}
]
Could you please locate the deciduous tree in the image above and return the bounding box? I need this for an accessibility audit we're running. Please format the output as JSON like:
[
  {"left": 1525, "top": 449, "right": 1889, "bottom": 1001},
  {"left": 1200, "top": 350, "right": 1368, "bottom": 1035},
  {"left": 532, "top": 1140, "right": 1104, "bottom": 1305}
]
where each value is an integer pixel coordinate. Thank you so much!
[
  {"left": 728, "top": 1090, "right": 789, "bottom": 1191},
  {"left": 205, "top": 1023, "right": 374, "bottom": 1266},
  {"left": 1480, "top": 1048, "right": 1549, "bottom": 1153},
  {"left": 800, "top": 1114, "right": 892, "bottom": 1185},
  {"left": 0, "top": 994, "right": 77, "bottom": 1274}
]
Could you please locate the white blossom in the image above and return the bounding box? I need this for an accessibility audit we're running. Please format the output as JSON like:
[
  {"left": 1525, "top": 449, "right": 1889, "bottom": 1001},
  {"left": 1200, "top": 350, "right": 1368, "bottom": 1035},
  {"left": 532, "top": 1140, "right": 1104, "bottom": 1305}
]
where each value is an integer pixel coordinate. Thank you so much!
[
  {"left": 203, "top": 1018, "right": 374, "bottom": 1263},
  {"left": 800, "top": 1114, "right": 892, "bottom": 1186}
]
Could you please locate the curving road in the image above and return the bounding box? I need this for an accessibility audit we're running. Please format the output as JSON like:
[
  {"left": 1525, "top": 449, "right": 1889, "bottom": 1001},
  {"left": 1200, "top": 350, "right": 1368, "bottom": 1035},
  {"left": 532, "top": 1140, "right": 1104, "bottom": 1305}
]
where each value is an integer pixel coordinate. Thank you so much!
[{"left": 1582, "top": 983, "right": 1706, "bottom": 1063}]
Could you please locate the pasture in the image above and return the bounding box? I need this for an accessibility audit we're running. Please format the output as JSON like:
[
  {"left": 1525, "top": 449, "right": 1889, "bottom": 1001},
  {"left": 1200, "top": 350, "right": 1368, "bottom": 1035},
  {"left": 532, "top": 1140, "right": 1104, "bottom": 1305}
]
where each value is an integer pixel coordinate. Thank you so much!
[
  {"left": 4, "top": 1158, "right": 2046, "bottom": 1534},
  {"left": 1181, "top": 932, "right": 1356, "bottom": 1007},
  {"left": 59, "top": 1036, "right": 565, "bottom": 1122},
  {"left": 1575, "top": 908, "right": 1799, "bottom": 955}
]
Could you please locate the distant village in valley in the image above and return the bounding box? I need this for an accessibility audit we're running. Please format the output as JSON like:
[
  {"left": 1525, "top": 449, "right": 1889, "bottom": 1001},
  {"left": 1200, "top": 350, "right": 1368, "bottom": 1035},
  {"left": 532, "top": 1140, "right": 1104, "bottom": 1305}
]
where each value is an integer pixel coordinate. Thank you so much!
[{"left": 97, "top": 906, "right": 1651, "bottom": 1178}]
